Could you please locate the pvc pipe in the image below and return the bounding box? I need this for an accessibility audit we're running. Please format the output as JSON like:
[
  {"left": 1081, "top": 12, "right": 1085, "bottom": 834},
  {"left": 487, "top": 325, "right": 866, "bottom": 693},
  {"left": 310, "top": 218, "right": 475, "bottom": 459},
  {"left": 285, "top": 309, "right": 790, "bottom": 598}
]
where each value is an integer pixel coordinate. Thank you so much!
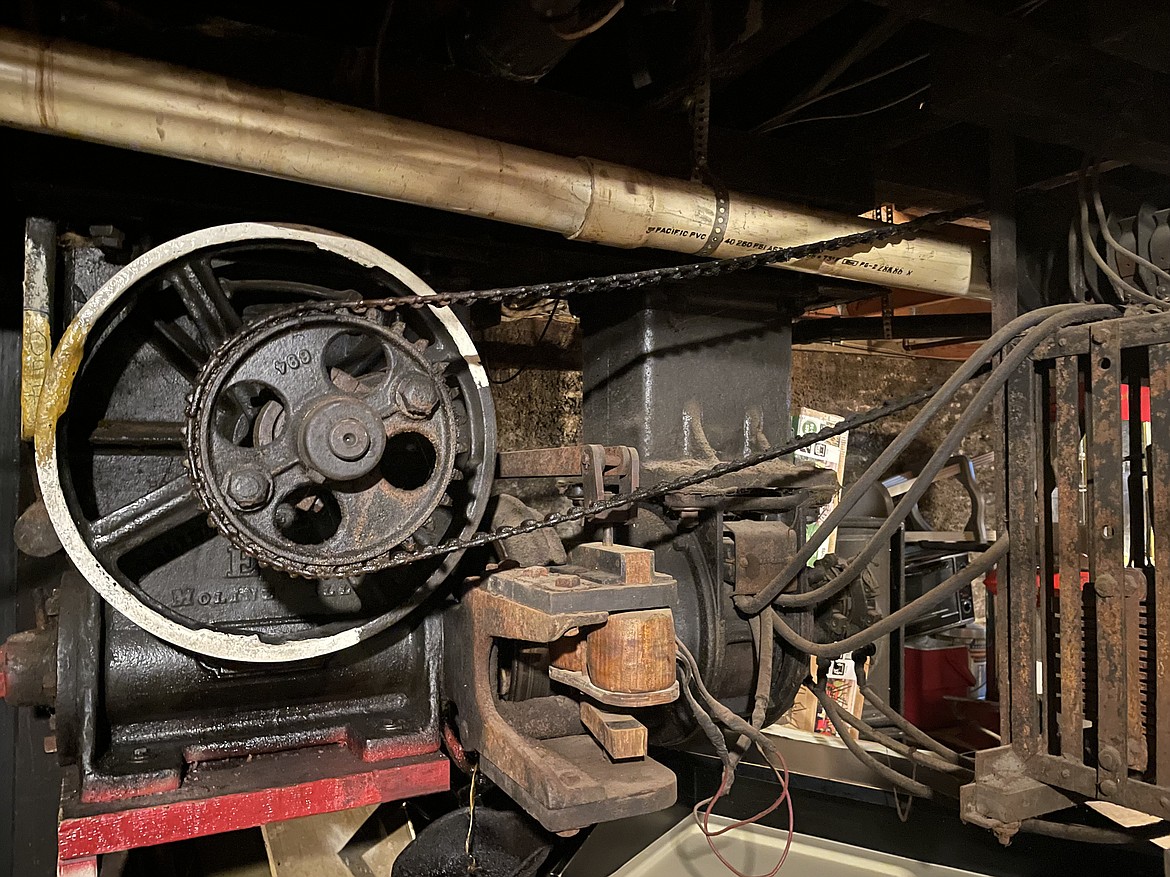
[{"left": 0, "top": 29, "right": 989, "bottom": 298}]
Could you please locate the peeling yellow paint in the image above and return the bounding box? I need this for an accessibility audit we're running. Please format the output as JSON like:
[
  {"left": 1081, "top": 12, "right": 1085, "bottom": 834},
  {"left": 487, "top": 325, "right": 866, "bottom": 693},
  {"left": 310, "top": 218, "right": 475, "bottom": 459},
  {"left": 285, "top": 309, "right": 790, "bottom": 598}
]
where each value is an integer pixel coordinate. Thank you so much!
[
  {"left": 34, "top": 316, "right": 89, "bottom": 466},
  {"left": 20, "top": 309, "right": 51, "bottom": 441}
]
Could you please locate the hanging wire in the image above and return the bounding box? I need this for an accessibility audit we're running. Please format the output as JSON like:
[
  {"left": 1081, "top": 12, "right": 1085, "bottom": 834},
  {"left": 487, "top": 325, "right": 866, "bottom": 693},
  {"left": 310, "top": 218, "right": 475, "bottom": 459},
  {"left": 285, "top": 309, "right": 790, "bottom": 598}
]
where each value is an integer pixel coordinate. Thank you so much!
[
  {"left": 1076, "top": 167, "right": 1170, "bottom": 309},
  {"left": 760, "top": 85, "right": 930, "bottom": 131},
  {"left": 465, "top": 761, "right": 480, "bottom": 873},
  {"left": 676, "top": 640, "right": 795, "bottom": 877},
  {"left": 754, "top": 54, "right": 930, "bottom": 134}
]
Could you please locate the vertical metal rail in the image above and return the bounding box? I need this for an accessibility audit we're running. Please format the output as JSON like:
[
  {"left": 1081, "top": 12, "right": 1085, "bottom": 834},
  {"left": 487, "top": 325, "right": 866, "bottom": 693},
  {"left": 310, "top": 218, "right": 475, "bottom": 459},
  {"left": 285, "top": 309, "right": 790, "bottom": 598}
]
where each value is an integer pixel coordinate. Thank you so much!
[
  {"left": 1149, "top": 342, "right": 1170, "bottom": 784},
  {"left": 1006, "top": 349, "right": 1041, "bottom": 751},
  {"left": 1037, "top": 363, "right": 1057, "bottom": 749},
  {"left": 1055, "top": 354, "right": 1085, "bottom": 761},
  {"left": 1088, "top": 324, "right": 1127, "bottom": 792}
]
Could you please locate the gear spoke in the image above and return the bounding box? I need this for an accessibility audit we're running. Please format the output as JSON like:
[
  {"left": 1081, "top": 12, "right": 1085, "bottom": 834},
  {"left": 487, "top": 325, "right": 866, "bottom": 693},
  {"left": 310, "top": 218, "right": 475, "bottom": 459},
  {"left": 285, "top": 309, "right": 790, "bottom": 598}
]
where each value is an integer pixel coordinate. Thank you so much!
[
  {"left": 88, "top": 419, "right": 186, "bottom": 452},
  {"left": 167, "top": 257, "right": 242, "bottom": 352},
  {"left": 87, "top": 474, "right": 202, "bottom": 559}
]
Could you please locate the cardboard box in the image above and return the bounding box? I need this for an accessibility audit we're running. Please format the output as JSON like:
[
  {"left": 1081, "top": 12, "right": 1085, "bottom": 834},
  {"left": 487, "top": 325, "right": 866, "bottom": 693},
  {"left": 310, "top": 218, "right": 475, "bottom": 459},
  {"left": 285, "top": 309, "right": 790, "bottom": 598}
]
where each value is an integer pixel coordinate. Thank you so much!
[{"left": 783, "top": 657, "right": 865, "bottom": 740}]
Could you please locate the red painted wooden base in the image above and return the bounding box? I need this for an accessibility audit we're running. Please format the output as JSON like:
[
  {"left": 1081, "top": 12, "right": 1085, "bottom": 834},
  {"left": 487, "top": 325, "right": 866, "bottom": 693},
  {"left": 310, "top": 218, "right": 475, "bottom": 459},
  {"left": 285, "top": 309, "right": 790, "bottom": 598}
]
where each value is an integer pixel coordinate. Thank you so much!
[{"left": 56, "top": 747, "right": 449, "bottom": 875}]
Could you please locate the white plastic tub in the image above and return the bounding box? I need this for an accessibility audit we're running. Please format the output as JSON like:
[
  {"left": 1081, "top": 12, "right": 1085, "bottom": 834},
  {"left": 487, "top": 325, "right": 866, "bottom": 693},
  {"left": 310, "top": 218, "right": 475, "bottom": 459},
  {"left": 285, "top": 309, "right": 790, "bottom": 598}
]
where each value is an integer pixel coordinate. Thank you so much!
[{"left": 609, "top": 814, "right": 987, "bottom": 877}]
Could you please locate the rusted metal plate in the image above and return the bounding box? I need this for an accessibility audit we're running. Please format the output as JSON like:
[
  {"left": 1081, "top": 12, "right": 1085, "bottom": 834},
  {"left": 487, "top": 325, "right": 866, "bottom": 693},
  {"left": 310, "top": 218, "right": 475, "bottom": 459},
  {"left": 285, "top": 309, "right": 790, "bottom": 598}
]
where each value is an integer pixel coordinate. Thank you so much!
[
  {"left": 1005, "top": 352, "right": 1040, "bottom": 751},
  {"left": 1149, "top": 342, "right": 1170, "bottom": 785},
  {"left": 1087, "top": 324, "right": 1127, "bottom": 793},
  {"left": 498, "top": 445, "right": 632, "bottom": 478},
  {"left": 1033, "top": 310, "right": 1170, "bottom": 359},
  {"left": 484, "top": 563, "right": 675, "bottom": 615},
  {"left": 723, "top": 520, "right": 797, "bottom": 597},
  {"left": 1054, "top": 354, "right": 1085, "bottom": 762}
]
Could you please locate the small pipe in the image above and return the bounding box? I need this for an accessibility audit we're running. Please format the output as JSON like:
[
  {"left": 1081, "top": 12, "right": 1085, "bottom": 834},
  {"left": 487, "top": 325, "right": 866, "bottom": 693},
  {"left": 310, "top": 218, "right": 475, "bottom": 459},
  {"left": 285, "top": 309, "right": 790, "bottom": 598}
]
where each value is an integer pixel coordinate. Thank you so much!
[{"left": 0, "top": 29, "right": 988, "bottom": 299}]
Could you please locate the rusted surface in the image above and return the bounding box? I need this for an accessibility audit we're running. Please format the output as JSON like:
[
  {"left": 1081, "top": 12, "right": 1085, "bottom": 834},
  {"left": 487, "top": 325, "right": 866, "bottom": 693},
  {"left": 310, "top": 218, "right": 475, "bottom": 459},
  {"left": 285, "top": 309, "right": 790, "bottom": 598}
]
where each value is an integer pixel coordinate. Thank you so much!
[
  {"left": 573, "top": 542, "right": 655, "bottom": 585},
  {"left": 969, "top": 316, "right": 1170, "bottom": 826},
  {"left": 546, "top": 665, "right": 679, "bottom": 708},
  {"left": 1005, "top": 350, "right": 1039, "bottom": 752},
  {"left": 1088, "top": 325, "right": 1127, "bottom": 793},
  {"left": 498, "top": 443, "right": 640, "bottom": 531},
  {"left": 445, "top": 561, "right": 678, "bottom": 832},
  {"left": 723, "top": 519, "right": 797, "bottom": 597},
  {"left": 484, "top": 559, "right": 675, "bottom": 616},
  {"left": 580, "top": 703, "right": 648, "bottom": 760},
  {"left": 1151, "top": 343, "right": 1170, "bottom": 785},
  {"left": 1124, "top": 570, "right": 1148, "bottom": 772},
  {"left": 0, "top": 611, "right": 57, "bottom": 708},
  {"left": 1053, "top": 354, "right": 1084, "bottom": 762},
  {"left": 497, "top": 444, "right": 632, "bottom": 478}
]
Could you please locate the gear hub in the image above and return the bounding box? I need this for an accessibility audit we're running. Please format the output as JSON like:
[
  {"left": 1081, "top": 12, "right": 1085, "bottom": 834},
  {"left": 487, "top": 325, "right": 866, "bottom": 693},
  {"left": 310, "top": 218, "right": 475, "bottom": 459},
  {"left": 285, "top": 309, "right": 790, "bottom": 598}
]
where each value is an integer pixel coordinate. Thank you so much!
[{"left": 187, "top": 310, "right": 458, "bottom": 578}]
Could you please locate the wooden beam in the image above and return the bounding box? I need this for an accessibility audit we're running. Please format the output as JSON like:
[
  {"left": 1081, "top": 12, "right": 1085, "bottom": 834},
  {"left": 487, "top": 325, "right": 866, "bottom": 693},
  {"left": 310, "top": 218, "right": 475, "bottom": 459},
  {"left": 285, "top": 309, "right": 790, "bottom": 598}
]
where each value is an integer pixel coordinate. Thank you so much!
[{"left": 580, "top": 703, "right": 648, "bottom": 761}]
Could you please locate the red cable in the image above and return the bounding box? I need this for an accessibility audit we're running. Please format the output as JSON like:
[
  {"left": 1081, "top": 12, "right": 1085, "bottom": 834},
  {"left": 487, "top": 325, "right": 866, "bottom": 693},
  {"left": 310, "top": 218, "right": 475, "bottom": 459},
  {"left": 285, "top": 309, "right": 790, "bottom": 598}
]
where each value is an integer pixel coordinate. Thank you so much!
[{"left": 691, "top": 739, "right": 796, "bottom": 877}]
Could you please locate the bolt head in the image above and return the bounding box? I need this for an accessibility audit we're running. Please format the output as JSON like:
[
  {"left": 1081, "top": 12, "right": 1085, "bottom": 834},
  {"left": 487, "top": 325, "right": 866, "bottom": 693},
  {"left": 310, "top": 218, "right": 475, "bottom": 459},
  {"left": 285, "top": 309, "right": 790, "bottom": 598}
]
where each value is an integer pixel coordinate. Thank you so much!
[
  {"left": 226, "top": 468, "right": 272, "bottom": 510},
  {"left": 328, "top": 418, "right": 371, "bottom": 461},
  {"left": 398, "top": 374, "right": 439, "bottom": 416},
  {"left": 1100, "top": 778, "right": 1119, "bottom": 796},
  {"left": 1095, "top": 574, "right": 1117, "bottom": 598}
]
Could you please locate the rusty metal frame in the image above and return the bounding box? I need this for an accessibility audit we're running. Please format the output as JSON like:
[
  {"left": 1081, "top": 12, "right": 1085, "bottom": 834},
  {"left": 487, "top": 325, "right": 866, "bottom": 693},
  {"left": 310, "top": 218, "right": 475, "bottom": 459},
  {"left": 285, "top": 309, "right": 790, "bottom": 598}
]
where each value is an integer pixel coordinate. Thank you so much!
[
  {"left": 445, "top": 559, "right": 678, "bottom": 834},
  {"left": 497, "top": 444, "right": 640, "bottom": 528},
  {"left": 967, "top": 311, "right": 1170, "bottom": 824}
]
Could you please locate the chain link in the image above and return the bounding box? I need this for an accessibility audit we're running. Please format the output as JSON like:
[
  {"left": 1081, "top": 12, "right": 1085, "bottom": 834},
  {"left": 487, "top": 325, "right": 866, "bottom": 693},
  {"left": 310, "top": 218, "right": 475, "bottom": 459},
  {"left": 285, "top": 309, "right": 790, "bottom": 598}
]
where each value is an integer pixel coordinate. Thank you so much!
[{"left": 187, "top": 204, "right": 980, "bottom": 575}]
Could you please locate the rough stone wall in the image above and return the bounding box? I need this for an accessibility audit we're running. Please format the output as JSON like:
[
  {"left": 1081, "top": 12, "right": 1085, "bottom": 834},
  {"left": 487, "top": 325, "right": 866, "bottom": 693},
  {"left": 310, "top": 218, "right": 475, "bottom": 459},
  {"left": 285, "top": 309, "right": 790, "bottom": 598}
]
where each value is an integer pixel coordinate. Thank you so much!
[
  {"left": 482, "top": 316, "right": 998, "bottom": 533},
  {"left": 790, "top": 349, "right": 998, "bottom": 532}
]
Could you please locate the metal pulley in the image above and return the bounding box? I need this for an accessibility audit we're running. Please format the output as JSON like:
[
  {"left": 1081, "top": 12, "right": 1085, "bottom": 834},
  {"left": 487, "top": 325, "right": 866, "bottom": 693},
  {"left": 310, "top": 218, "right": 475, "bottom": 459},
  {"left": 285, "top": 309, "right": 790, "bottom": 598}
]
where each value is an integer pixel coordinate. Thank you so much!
[{"left": 35, "top": 223, "right": 496, "bottom": 662}]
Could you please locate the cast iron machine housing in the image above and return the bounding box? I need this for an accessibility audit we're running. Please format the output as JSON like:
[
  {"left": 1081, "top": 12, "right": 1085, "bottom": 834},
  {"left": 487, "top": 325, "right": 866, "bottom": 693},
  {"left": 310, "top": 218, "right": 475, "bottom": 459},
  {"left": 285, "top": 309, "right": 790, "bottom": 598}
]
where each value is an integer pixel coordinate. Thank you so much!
[
  {"left": 3, "top": 219, "right": 871, "bottom": 866},
  {"left": 9, "top": 223, "right": 499, "bottom": 854}
]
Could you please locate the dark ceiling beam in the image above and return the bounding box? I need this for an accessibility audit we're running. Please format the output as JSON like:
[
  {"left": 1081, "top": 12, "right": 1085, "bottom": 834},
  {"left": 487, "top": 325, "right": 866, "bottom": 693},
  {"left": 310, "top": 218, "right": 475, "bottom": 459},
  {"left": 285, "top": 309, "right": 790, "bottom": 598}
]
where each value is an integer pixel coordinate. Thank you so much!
[
  {"left": 650, "top": 0, "right": 853, "bottom": 112},
  {"left": 755, "top": 8, "right": 910, "bottom": 132},
  {"left": 374, "top": 56, "right": 874, "bottom": 211},
  {"left": 1083, "top": 1, "right": 1170, "bottom": 75},
  {"left": 863, "top": 0, "right": 1170, "bottom": 176},
  {"left": 930, "top": 42, "right": 1170, "bottom": 177}
]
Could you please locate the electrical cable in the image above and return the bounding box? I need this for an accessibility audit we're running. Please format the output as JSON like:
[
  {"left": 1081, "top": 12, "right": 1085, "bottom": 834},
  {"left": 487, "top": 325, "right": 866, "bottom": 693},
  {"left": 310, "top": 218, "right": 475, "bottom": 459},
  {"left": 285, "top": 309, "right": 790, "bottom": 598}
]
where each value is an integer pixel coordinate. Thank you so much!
[
  {"left": 676, "top": 641, "right": 795, "bottom": 877},
  {"left": 762, "top": 301, "right": 1113, "bottom": 615},
  {"left": 806, "top": 680, "right": 934, "bottom": 798},
  {"left": 736, "top": 302, "right": 1114, "bottom": 617},
  {"left": 1088, "top": 164, "right": 1170, "bottom": 293},
  {"left": 771, "top": 537, "right": 1007, "bottom": 658},
  {"left": 1077, "top": 171, "right": 1170, "bottom": 310},
  {"left": 753, "top": 53, "right": 930, "bottom": 134},
  {"left": 856, "top": 680, "right": 962, "bottom": 764},
  {"left": 759, "top": 85, "right": 930, "bottom": 131},
  {"left": 823, "top": 698, "right": 971, "bottom": 776}
]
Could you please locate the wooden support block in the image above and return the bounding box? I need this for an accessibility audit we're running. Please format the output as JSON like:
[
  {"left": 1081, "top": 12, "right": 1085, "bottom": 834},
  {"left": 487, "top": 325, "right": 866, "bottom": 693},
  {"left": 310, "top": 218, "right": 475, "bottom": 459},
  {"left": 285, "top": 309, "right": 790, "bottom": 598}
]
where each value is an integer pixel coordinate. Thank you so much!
[
  {"left": 580, "top": 702, "right": 648, "bottom": 761},
  {"left": 586, "top": 609, "right": 675, "bottom": 694}
]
